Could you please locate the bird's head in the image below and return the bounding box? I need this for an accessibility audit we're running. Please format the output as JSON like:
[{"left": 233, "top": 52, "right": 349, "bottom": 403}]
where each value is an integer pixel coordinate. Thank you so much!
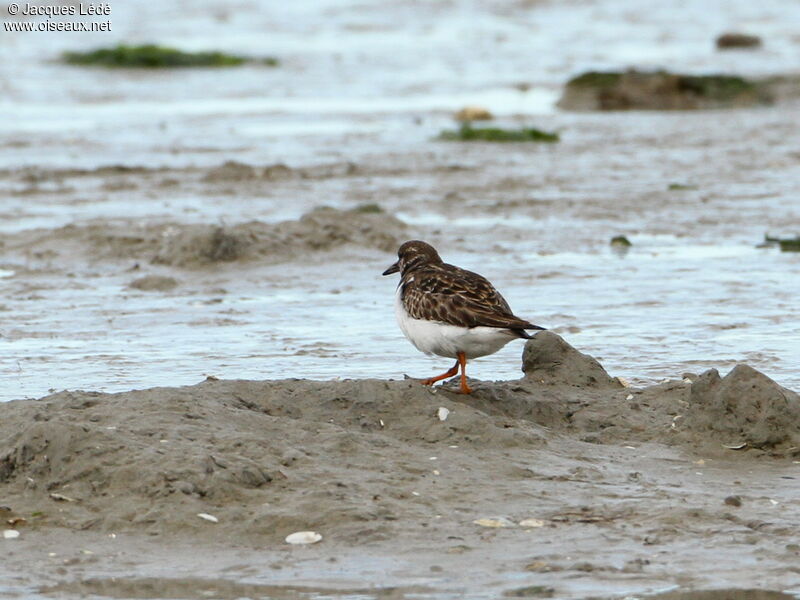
[{"left": 382, "top": 240, "right": 442, "bottom": 276}]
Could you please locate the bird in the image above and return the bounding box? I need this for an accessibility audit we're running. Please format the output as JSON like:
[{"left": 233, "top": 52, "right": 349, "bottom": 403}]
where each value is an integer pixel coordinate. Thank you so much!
[{"left": 382, "top": 240, "right": 545, "bottom": 394}]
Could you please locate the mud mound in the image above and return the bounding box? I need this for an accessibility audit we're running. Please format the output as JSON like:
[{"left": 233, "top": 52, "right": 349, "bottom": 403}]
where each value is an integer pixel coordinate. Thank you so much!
[
  {"left": 6, "top": 207, "right": 406, "bottom": 268},
  {"left": 1, "top": 335, "right": 797, "bottom": 547},
  {"left": 521, "top": 331, "right": 621, "bottom": 389},
  {"left": 558, "top": 70, "right": 772, "bottom": 111},
  {"left": 152, "top": 224, "right": 252, "bottom": 266},
  {"left": 128, "top": 275, "right": 179, "bottom": 291},
  {"left": 684, "top": 365, "right": 800, "bottom": 450},
  {"left": 152, "top": 207, "right": 405, "bottom": 267},
  {"left": 202, "top": 161, "right": 294, "bottom": 182},
  {"left": 0, "top": 379, "right": 547, "bottom": 542}
]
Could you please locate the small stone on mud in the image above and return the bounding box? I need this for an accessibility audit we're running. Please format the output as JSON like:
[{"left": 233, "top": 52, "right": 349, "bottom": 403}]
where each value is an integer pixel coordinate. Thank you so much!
[
  {"left": 454, "top": 106, "right": 493, "bottom": 121},
  {"left": 716, "top": 32, "right": 762, "bottom": 49},
  {"left": 724, "top": 495, "right": 743, "bottom": 507},
  {"left": 437, "top": 406, "right": 450, "bottom": 421},
  {"left": 3, "top": 530, "right": 20, "bottom": 539}
]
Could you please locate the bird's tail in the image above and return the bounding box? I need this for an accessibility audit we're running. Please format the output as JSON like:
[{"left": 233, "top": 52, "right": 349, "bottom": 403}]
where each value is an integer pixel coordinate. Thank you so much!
[{"left": 512, "top": 324, "right": 546, "bottom": 339}]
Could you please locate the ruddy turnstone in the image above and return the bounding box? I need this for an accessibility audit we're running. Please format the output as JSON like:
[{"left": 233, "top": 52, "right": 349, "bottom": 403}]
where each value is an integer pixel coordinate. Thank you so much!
[{"left": 383, "top": 240, "right": 545, "bottom": 394}]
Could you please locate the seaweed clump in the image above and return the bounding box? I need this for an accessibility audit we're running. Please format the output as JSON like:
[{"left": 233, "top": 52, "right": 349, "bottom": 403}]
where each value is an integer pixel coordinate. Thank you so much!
[
  {"left": 558, "top": 69, "right": 770, "bottom": 111},
  {"left": 62, "top": 44, "right": 277, "bottom": 68},
  {"left": 352, "top": 203, "right": 384, "bottom": 214},
  {"left": 610, "top": 235, "right": 632, "bottom": 248},
  {"left": 764, "top": 235, "right": 800, "bottom": 252},
  {"left": 439, "top": 123, "right": 559, "bottom": 143}
]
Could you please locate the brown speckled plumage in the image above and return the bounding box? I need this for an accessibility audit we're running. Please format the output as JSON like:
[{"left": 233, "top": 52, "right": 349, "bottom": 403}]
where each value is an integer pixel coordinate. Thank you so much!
[
  {"left": 382, "top": 240, "right": 545, "bottom": 394},
  {"left": 385, "top": 240, "right": 543, "bottom": 337}
]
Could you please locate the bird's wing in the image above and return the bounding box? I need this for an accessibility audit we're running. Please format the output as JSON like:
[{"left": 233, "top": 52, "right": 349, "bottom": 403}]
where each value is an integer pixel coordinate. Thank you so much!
[{"left": 402, "top": 265, "right": 541, "bottom": 330}]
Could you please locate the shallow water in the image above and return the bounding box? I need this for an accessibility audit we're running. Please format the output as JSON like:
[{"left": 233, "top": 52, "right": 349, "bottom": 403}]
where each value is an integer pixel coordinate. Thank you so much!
[{"left": 2, "top": 0, "right": 800, "bottom": 402}]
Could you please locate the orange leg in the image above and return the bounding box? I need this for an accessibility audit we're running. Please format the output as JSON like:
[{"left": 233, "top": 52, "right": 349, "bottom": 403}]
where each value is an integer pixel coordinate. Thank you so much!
[
  {"left": 421, "top": 359, "right": 459, "bottom": 386},
  {"left": 457, "top": 351, "right": 473, "bottom": 394}
]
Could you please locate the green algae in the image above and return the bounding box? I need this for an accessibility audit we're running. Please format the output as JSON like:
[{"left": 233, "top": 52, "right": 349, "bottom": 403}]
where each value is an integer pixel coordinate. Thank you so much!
[
  {"left": 610, "top": 235, "right": 633, "bottom": 247},
  {"left": 62, "top": 44, "right": 277, "bottom": 68},
  {"left": 439, "top": 123, "right": 559, "bottom": 143}
]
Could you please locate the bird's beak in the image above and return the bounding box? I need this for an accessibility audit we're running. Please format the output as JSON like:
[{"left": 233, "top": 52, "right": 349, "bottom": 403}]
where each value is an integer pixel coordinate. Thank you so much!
[{"left": 382, "top": 261, "right": 399, "bottom": 276}]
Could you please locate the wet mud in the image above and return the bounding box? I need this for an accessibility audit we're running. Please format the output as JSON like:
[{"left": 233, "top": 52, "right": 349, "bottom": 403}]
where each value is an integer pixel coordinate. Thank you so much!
[
  {"left": 1, "top": 335, "right": 799, "bottom": 598},
  {"left": 3, "top": 206, "right": 406, "bottom": 269}
]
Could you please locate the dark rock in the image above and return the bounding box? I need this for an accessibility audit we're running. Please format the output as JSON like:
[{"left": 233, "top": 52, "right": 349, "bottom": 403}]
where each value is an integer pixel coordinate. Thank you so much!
[
  {"left": 716, "top": 33, "right": 762, "bottom": 49},
  {"left": 724, "top": 495, "right": 743, "bottom": 507},
  {"left": 522, "top": 332, "right": 621, "bottom": 389}
]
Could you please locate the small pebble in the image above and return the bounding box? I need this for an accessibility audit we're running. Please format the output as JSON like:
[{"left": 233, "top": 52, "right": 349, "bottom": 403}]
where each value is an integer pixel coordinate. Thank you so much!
[{"left": 724, "top": 495, "right": 742, "bottom": 507}]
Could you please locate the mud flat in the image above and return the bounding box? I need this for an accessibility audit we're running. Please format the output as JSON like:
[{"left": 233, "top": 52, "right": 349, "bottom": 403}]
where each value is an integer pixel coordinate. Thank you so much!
[
  {"left": 2, "top": 205, "right": 406, "bottom": 268},
  {"left": 1, "top": 333, "right": 799, "bottom": 598}
]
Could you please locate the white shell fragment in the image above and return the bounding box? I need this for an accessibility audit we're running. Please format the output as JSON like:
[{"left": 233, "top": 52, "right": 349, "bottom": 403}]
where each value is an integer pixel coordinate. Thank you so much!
[
  {"left": 197, "top": 513, "right": 219, "bottom": 523},
  {"left": 285, "top": 531, "right": 322, "bottom": 545},
  {"left": 473, "top": 517, "right": 515, "bottom": 528},
  {"left": 437, "top": 407, "right": 450, "bottom": 421},
  {"left": 49, "top": 492, "right": 77, "bottom": 502},
  {"left": 617, "top": 377, "right": 631, "bottom": 388},
  {"left": 722, "top": 442, "right": 748, "bottom": 450},
  {"left": 3, "top": 530, "right": 20, "bottom": 539},
  {"left": 519, "top": 518, "right": 546, "bottom": 528}
]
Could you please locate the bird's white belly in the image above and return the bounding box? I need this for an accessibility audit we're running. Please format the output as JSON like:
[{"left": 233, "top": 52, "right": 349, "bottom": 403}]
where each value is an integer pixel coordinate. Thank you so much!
[{"left": 394, "top": 288, "right": 516, "bottom": 359}]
